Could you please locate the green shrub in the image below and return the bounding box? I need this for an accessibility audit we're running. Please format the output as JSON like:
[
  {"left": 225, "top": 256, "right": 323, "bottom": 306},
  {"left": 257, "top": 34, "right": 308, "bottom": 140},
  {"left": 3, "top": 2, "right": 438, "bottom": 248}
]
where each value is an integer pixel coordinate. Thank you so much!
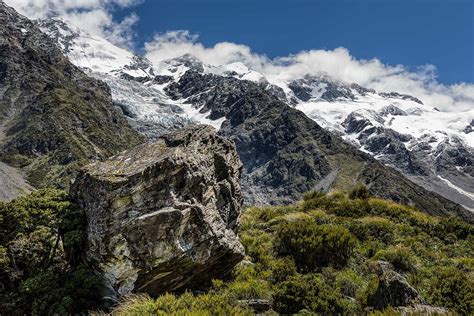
[
  {"left": 348, "top": 184, "right": 370, "bottom": 200},
  {"left": 421, "top": 266, "right": 474, "bottom": 314},
  {"left": 350, "top": 217, "right": 394, "bottom": 244},
  {"left": 434, "top": 216, "right": 474, "bottom": 241},
  {"left": 228, "top": 279, "right": 272, "bottom": 300},
  {"left": 373, "top": 247, "right": 416, "bottom": 273},
  {"left": 239, "top": 228, "right": 273, "bottom": 264},
  {"left": 275, "top": 220, "right": 357, "bottom": 271},
  {"left": 335, "top": 269, "right": 365, "bottom": 298},
  {"left": 273, "top": 273, "right": 345, "bottom": 314},
  {"left": 269, "top": 257, "right": 297, "bottom": 284},
  {"left": 0, "top": 189, "right": 101, "bottom": 315}
]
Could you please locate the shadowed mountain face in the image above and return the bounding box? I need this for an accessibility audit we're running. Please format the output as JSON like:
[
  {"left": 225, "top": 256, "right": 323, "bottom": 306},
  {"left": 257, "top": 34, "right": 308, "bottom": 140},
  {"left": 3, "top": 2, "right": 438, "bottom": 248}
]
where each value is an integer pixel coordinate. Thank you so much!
[{"left": 0, "top": 2, "right": 143, "bottom": 189}]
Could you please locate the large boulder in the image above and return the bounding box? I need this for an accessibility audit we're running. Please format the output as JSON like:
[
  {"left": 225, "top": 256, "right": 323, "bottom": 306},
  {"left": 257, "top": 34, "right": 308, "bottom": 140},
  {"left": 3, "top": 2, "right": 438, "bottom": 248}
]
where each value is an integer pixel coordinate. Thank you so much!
[{"left": 70, "top": 125, "right": 244, "bottom": 299}]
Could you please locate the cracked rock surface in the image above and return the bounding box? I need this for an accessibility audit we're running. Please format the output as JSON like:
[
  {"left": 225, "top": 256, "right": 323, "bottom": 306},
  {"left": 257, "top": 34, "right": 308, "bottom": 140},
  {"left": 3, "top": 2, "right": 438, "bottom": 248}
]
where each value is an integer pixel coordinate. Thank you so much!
[{"left": 70, "top": 125, "right": 244, "bottom": 299}]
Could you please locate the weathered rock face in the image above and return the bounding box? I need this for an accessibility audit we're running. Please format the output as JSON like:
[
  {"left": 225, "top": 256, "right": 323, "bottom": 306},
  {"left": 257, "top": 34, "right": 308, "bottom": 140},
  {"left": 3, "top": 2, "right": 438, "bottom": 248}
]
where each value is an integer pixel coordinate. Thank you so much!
[
  {"left": 369, "top": 261, "right": 422, "bottom": 310},
  {"left": 70, "top": 125, "right": 244, "bottom": 299}
]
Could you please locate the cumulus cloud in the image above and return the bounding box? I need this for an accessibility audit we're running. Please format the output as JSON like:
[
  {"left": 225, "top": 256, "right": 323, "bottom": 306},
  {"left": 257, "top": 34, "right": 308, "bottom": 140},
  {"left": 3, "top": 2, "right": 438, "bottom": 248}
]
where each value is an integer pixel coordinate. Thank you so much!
[
  {"left": 145, "top": 31, "right": 268, "bottom": 69},
  {"left": 145, "top": 31, "right": 474, "bottom": 112},
  {"left": 4, "top": 0, "right": 143, "bottom": 48}
]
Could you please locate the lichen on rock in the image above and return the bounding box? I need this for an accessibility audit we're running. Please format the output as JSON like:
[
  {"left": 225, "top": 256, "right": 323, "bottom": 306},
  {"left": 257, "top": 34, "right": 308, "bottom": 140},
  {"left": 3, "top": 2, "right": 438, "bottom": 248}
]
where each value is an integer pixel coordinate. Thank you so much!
[{"left": 70, "top": 125, "right": 244, "bottom": 300}]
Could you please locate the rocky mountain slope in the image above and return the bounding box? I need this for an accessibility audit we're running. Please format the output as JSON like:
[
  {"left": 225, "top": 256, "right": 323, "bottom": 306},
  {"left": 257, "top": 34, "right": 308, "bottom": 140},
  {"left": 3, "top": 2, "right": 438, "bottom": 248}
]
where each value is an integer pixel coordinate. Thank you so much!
[
  {"left": 0, "top": 3, "right": 143, "bottom": 190},
  {"left": 290, "top": 75, "right": 474, "bottom": 211},
  {"left": 167, "top": 71, "right": 470, "bottom": 221},
  {"left": 34, "top": 16, "right": 473, "bottom": 221},
  {"left": 0, "top": 161, "right": 32, "bottom": 200}
]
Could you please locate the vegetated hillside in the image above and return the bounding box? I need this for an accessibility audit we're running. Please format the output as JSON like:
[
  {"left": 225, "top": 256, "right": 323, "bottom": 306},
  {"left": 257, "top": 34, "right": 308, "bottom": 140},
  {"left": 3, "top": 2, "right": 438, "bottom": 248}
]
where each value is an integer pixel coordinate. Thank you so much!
[
  {"left": 112, "top": 186, "right": 474, "bottom": 315},
  {"left": 0, "top": 2, "right": 143, "bottom": 189},
  {"left": 1, "top": 186, "right": 472, "bottom": 314}
]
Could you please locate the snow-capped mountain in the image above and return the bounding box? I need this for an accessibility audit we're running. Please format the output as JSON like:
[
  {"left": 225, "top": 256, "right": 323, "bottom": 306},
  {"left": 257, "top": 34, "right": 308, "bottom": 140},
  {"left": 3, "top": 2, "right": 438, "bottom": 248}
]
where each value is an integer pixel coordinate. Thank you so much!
[{"left": 38, "top": 18, "right": 474, "bottom": 211}]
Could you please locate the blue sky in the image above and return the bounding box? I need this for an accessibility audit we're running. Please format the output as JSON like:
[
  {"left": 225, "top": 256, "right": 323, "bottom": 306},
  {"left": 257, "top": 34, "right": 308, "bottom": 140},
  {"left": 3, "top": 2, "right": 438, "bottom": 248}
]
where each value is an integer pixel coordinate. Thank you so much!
[{"left": 116, "top": 0, "right": 473, "bottom": 85}]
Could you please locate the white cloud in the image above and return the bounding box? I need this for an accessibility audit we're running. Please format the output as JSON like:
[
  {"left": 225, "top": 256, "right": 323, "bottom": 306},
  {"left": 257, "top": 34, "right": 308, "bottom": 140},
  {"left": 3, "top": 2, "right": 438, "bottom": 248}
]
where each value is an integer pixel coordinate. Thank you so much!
[
  {"left": 144, "top": 31, "right": 268, "bottom": 69},
  {"left": 144, "top": 31, "right": 474, "bottom": 112},
  {"left": 4, "top": 0, "right": 143, "bottom": 48}
]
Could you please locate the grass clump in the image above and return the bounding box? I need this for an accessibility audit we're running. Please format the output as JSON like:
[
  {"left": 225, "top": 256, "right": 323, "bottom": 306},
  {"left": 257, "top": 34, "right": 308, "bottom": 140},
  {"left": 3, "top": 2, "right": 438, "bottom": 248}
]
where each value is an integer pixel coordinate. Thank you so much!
[{"left": 111, "top": 290, "right": 253, "bottom": 315}]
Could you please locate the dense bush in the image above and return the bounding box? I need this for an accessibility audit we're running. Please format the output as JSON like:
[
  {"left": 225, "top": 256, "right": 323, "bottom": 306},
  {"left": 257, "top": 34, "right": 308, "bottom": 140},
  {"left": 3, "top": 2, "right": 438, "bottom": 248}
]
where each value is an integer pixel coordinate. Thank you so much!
[
  {"left": 275, "top": 220, "right": 356, "bottom": 271},
  {"left": 0, "top": 189, "right": 101, "bottom": 315},
  {"left": 273, "top": 273, "right": 347, "bottom": 314},
  {"left": 349, "top": 217, "right": 395, "bottom": 244},
  {"left": 420, "top": 266, "right": 474, "bottom": 314},
  {"left": 373, "top": 246, "right": 416, "bottom": 273},
  {"left": 348, "top": 183, "right": 371, "bottom": 200}
]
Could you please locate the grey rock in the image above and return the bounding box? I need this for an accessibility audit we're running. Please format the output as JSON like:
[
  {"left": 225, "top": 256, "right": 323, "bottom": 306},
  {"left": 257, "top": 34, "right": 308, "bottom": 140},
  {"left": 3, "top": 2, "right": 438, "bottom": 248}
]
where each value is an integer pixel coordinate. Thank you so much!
[
  {"left": 0, "top": 161, "right": 33, "bottom": 201},
  {"left": 395, "top": 304, "right": 449, "bottom": 315},
  {"left": 350, "top": 83, "right": 376, "bottom": 95},
  {"left": 288, "top": 80, "right": 313, "bottom": 102},
  {"left": 165, "top": 54, "right": 205, "bottom": 74},
  {"left": 380, "top": 92, "right": 423, "bottom": 105},
  {"left": 343, "top": 112, "right": 374, "bottom": 134},
  {"left": 380, "top": 105, "right": 407, "bottom": 116},
  {"left": 343, "top": 112, "right": 429, "bottom": 176},
  {"left": 35, "top": 18, "right": 79, "bottom": 54},
  {"left": 369, "top": 261, "right": 422, "bottom": 310},
  {"left": 238, "top": 299, "right": 272, "bottom": 313},
  {"left": 70, "top": 125, "right": 244, "bottom": 299},
  {"left": 289, "top": 75, "right": 357, "bottom": 102}
]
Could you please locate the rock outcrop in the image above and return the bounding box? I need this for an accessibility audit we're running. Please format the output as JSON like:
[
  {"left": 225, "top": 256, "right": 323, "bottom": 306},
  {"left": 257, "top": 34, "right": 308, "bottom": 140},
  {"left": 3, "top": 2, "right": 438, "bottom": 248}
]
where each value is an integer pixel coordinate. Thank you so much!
[
  {"left": 70, "top": 125, "right": 244, "bottom": 299},
  {"left": 395, "top": 305, "right": 449, "bottom": 315},
  {"left": 369, "top": 261, "right": 422, "bottom": 310}
]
